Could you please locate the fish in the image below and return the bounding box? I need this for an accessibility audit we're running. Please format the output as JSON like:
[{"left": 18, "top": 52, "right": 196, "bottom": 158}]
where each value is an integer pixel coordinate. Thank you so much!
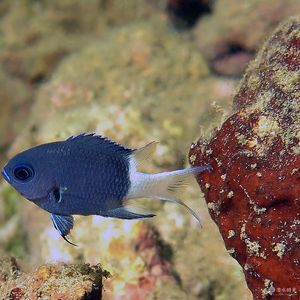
[{"left": 1, "top": 133, "right": 211, "bottom": 246}]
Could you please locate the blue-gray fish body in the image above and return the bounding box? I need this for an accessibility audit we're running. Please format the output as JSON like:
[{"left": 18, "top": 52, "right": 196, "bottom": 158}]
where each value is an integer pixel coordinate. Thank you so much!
[{"left": 2, "top": 133, "right": 210, "bottom": 245}]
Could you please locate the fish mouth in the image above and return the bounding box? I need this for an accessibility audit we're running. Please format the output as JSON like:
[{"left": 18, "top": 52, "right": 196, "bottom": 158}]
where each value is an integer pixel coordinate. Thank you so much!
[{"left": 1, "top": 167, "right": 11, "bottom": 183}]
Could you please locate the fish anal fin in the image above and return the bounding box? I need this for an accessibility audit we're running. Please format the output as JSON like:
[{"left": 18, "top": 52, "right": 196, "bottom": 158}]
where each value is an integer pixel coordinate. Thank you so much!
[
  {"left": 104, "top": 206, "right": 155, "bottom": 220},
  {"left": 132, "top": 141, "right": 158, "bottom": 170}
]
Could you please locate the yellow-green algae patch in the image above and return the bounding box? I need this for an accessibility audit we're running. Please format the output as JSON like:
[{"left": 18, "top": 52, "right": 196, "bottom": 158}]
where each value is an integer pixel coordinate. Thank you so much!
[{"left": 233, "top": 18, "right": 300, "bottom": 157}]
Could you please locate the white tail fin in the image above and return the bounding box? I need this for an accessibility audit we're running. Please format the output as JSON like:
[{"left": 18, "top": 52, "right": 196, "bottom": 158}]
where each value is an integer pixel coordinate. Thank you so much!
[{"left": 127, "top": 166, "right": 211, "bottom": 225}]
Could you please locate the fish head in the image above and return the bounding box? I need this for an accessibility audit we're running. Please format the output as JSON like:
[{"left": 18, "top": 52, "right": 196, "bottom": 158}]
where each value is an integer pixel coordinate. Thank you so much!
[{"left": 2, "top": 143, "right": 59, "bottom": 202}]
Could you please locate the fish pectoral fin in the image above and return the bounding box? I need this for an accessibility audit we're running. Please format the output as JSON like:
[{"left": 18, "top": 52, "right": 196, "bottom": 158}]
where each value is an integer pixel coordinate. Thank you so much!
[
  {"left": 105, "top": 205, "right": 155, "bottom": 220},
  {"left": 50, "top": 214, "right": 78, "bottom": 246},
  {"left": 131, "top": 141, "right": 158, "bottom": 170},
  {"left": 48, "top": 187, "right": 63, "bottom": 203}
]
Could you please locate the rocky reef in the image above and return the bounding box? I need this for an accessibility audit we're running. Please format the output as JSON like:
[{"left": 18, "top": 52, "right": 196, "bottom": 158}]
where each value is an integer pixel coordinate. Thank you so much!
[
  {"left": 190, "top": 17, "right": 300, "bottom": 299},
  {"left": 1, "top": 1, "right": 299, "bottom": 299},
  {"left": 0, "top": 257, "right": 107, "bottom": 299}
]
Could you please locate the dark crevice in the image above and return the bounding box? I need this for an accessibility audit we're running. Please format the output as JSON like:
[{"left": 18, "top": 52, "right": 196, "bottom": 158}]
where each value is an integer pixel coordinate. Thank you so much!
[
  {"left": 83, "top": 286, "right": 102, "bottom": 299},
  {"left": 30, "top": 73, "right": 46, "bottom": 85},
  {"left": 215, "top": 43, "right": 253, "bottom": 61},
  {"left": 166, "top": 0, "right": 213, "bottom": 30}
]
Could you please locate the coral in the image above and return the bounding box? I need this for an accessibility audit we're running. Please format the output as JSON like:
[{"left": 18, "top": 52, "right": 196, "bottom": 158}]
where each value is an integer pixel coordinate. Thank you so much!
[
  {"left": 0, "top": 257, "right": 107, "bottom": 299},
  {"left": 194, "top": 0, "right": 300, "bottom": 76},
  {"left": 190, "top": 17, "right": 300, "bottom": 299}
]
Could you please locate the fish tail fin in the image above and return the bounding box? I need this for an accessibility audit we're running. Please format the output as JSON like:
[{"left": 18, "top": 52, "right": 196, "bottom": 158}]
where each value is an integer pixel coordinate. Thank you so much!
[
  {"left": 127, "top": 165, "right": 211, "bottom": 225},
  {"left": 150, "top": 166, "right": 210, "bottom": 198}
]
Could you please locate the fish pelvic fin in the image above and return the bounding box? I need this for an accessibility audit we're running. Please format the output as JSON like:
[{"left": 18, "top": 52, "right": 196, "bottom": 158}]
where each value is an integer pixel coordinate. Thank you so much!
[
  {"left": 131, "top": 141, "right": 158, "bottom": 171},
  {"left": 50, "top": 214, "right": 78, "bottom": 246},
  {"left": 127, "top": 165, "right": 211, "bottom": 225}
]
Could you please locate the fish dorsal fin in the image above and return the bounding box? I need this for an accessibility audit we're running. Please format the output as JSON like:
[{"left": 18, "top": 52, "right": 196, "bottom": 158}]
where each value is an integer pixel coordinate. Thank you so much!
[
  {"left": 66, "top": 132, "right": 133, "bottom": 155},
  {"left": 131, "top": 141, "right": 158, "bottom": 170},
  {"left": 50, "top": 214, "right": 77, "bottom": 246}
]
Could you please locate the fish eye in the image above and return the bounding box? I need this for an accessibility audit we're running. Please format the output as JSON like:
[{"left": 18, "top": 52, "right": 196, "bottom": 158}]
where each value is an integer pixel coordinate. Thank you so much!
[{"left": 13, "top": 164, "right": 34, "bottom": 182}]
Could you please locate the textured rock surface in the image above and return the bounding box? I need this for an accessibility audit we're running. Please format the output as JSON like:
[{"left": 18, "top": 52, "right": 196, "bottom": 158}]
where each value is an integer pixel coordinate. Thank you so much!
[
  {"left": 190, "top": 17, "right": 300, "bottom": 299},
  {"left": 0, "top": 257, "right": 106, "bottom": 299},
  {"left": 194, "top": 0, "right": 300, "bottom": 76}
]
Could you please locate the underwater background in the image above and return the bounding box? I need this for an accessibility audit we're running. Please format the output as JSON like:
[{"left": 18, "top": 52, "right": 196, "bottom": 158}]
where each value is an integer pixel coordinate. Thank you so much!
[{"left": 0, "top": 1, "right": 299, "bottom": 299}]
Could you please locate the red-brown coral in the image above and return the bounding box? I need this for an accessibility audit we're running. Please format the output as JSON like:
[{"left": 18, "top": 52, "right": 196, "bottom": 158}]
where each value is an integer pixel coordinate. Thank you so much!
[{"left": 190, "top": 17, "right": 300, "bottom": 299}]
